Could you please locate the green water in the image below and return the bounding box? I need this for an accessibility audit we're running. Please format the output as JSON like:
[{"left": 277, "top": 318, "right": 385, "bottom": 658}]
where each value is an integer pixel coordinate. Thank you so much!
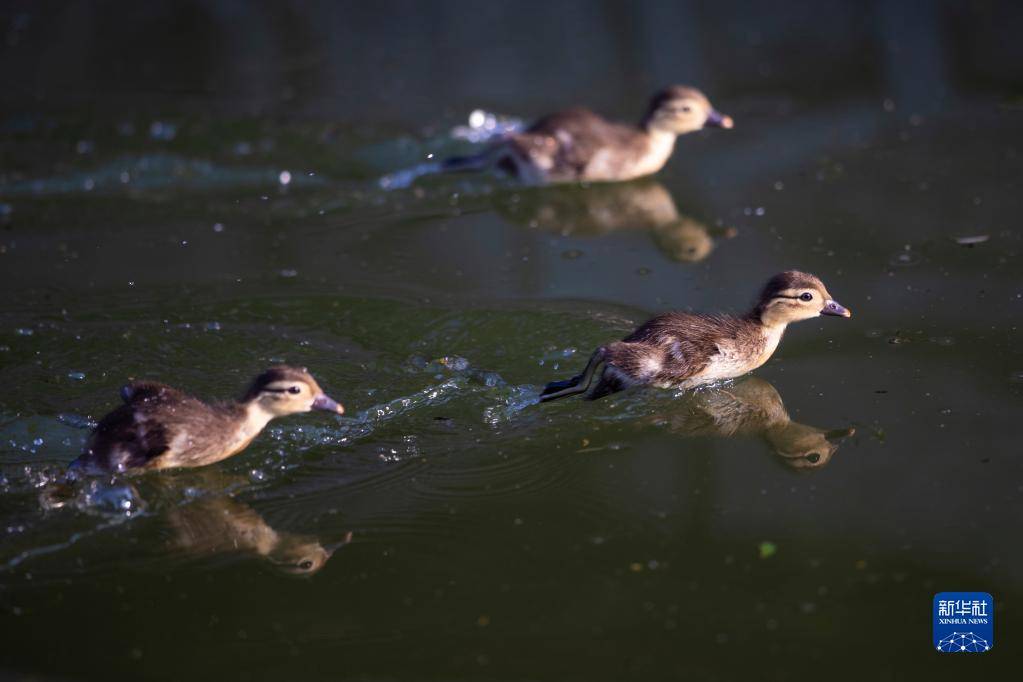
[{"left": 2, "top": 18, "right": 1023, "bottom": 682}]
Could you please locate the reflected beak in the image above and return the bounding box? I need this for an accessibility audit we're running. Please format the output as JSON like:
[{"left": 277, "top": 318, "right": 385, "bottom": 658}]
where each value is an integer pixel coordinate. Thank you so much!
[
  {"left": 325, "top": 531, "right": 354, "bottom": 555},
  {"left": 705, "top": 109, "right": 734, "bottom": 129},
  {"left": 311, "top": 393, "right": 345, "bottom": 414},
  {"left": 821, "top": 299, "right": 851, "bottom": 317},
  {"left": 825, "top": 427, "right": 856, "bottom": 443}
]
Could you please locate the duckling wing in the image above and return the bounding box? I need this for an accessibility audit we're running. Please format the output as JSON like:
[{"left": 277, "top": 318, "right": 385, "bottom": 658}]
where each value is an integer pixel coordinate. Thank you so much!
[
  {"left": 120, "top": 380, "right": 180, "bottom": 405},
  {"left": 524, "top": 109, "right": 645, "bottom": 179},
  {"left": 620, "top": 313, "right": 747, "bottom": 384},
  {"left": 82, "top": 403, "right": 172, "bottom": 471},
  {"left": 81, "top": 384, "right": 209, "bottom": 471}
]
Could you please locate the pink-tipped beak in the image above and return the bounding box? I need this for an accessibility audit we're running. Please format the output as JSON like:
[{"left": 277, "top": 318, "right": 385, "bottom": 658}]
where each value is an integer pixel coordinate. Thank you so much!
[
  {"left": 821, "top": 300, "right": 852, "bottom": 318},
  {"left": 706, "top": 110, "right": 734, "bottom": 129},
  {"left": 312, "top": 393, "right": 344, "bottom": 414}
]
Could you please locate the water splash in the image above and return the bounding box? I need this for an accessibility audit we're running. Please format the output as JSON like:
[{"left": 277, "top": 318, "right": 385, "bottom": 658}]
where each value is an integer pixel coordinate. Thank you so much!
[
  {"left": 483, "top": 384, "right": 541, "bottom": 427},
  {"left": 378, "top": 161, "right": 444, "bottom": 190},
  {"left": 450, "top": 109, "right": 524, "bottom": 143},
  {"left": 378, "top": 109, "right": 523, "bottom": 190}
]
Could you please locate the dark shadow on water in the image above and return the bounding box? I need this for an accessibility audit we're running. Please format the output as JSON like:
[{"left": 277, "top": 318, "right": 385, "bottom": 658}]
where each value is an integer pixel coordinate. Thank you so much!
[
  {"left": 494, "top": 180, "right": 737, "bottom": 263},
  {"left": 648, "top": 376, "right": 856, "bottom": 470}
]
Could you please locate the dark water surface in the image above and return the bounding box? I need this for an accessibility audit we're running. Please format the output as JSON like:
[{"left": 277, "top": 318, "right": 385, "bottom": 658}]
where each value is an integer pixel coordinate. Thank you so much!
[{"left": 2, "top": 2, "right": 1023, "bottom": 680}]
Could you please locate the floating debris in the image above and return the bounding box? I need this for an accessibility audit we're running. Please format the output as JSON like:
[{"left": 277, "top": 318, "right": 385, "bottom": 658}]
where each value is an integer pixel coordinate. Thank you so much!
[
  {"left": 953, "top": 234, "right": 989, "bottom": 246},
  {"left": 758, "top": 541, "right": 777, "bottom": 559}
]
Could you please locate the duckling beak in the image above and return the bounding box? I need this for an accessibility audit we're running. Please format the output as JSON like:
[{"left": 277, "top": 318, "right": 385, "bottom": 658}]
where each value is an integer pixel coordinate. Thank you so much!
[
  {"left": 312, "top": 393, "right": 345, "bottom": 414},
  {"left": 705, "top": 110, "right": 734, "bottom": 129},
  {"left": 821, "top": 299, "right": 852, "bottom": 317}
]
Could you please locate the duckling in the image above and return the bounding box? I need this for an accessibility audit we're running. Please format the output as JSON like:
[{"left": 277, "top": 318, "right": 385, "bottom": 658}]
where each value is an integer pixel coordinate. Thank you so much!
[
  {"left": 440, "top": 85, "right": 733, "bottom": 184},
  {"left": 652, "top": 376, "right": 856, "bottom": 470},
  {"left": 167, "top": 494, "right": 353, "bottom": 576},
  {"left": 69, "top": 366, "right": 344, "bottom": 473},
  {"left": 540, "top": 271, "right": 851, "bottom": 401}
]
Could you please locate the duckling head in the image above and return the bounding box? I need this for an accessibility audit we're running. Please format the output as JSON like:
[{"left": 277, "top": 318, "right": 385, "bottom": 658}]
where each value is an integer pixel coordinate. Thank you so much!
[
  {"left": 270, "top": 530, "right": 352, "bottom": 577},
  {"left": 753, "top": 270, "right": 852, "bottom": 328},
  {"left": 644, "top": 85, "right": 734, "bottom": 135},
  {"left": 766, "top": 423, "right": 856, "bottom": 470},
  {"left": 270, "top": 538, "right": 332, "bottom": 576},
  {"left": 243, "top": 365, "right": 344, "bottom": 417}
]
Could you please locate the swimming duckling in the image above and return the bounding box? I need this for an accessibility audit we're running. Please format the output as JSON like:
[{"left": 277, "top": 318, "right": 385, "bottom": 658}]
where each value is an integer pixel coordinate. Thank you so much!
[
  {"left": 652, "top": 376, "right": 855, "bottom": 470},
  {"left": 70, "top": 366, "right": 344, "bottom": 473},
  {"left": 441, "top": 85, "right": 733, "bottom": 184},
  {"left": 540, "top": 271, "right": 851, "bottom": 401}
]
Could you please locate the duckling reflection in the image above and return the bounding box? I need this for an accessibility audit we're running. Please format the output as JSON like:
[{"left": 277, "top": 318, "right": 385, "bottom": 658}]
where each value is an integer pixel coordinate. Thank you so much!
[
  {"left": 494, "top": 181, "right": 735, "bottom": 263},
  {"left": 165, "top": 494, "right": 352, "bottom": 576},
  {"left": 651, "top": 377, "right": 855, "bottom": 470}
]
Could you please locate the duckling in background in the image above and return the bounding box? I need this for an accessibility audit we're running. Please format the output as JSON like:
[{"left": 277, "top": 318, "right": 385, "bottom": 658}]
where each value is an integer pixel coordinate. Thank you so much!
[
  {"left": 652, "top": 376, "right": 855, "bottom": 470},
  {"left": 70, "top": 366, "right": 344, "bottom": 474},
  {"left": 435, "top": 85, "right": 732, "bottom": 185},
  {"left": 540, "top": 271, "right": 851, "bottom": 401},
  {"left": 495, "top": 181, "right": 737, "bottom": 263},
  {"left": 167, "top": 494, "right": 353, "bottom": 576}
]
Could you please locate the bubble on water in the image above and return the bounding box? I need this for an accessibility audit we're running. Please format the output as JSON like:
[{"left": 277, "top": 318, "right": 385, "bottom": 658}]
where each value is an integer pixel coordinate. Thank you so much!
[
  {"left": 233, "top": 141, "right": 253, "bottom": 156},
  {"left": 205, "top": 321, "right": 222, "bottom": 331},
  {"left": 212, "top": 222, "right": 225, "bottom": 233},
  {"left": 929, "top": 336, "right": 955, "bottom": 347},
  {"left": 278, "top": 170, "right": 292, "bottom": 186},
  {"left": 119, "top": 171, "right": 130, "bottom": 184},
  {"left": 75, "top": 140, "right": 94, "bottom": 154},
  {"left": 67, "top": 371, "right": 86, "bottom": 381},
  {"left": 32, "top": 437, "right": 43, "bottom": 447},
  {"left": 889, "top": 246, "right": 921, "bottom": 267},
  {"left": 15, "top": 328, "right": 33, "bottom": 336},
  {"left": 249, "top": 469, "right": 267, "bottom": 483},
  {"left": 82, "top": 178, "right": 95, "bottom": 191},
  {"left": 468, "top": 109, "right": 487, "bottom": 129},
  {"left": 149, "top": 121, "right": 178, "bottom": 141},
  {"left": 279, "top": 268, "right": 298, "bottom": 278}
]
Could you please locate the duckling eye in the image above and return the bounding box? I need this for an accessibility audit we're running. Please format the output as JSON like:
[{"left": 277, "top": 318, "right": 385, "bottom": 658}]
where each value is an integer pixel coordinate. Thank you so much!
[
  {"left": 298, "top": 560, "right": 314, "bottom": 570},
  {"left": 287, "top": 386, "right": 301, "bottom": 395},
  {"left": 799, "top": 292, "right": 814, "bottom": 302},
  {"left": 806, "top": 453, "right": 822, "bottom": 464},
  {"left": 681, "top": 106, "right": 692, "bottom": 113}
]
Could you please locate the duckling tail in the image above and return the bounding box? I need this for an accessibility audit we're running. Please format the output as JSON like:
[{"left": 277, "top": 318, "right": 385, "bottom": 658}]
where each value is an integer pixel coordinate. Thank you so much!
[{"left": 539, "top": 348, "right": 606, "bottom": 402}]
